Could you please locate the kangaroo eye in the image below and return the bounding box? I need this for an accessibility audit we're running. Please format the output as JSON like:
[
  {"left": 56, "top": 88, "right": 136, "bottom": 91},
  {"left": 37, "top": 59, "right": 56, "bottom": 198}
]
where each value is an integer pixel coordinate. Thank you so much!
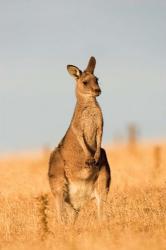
[{"left": 83, "top": 80, "right": 88, "bottom": 85}]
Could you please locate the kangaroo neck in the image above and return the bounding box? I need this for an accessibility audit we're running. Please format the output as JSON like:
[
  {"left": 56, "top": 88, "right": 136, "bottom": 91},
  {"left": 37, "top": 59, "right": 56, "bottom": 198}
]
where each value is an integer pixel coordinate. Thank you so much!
[{"left": 76, "top": 92, "right": 98, "bottom": 107}]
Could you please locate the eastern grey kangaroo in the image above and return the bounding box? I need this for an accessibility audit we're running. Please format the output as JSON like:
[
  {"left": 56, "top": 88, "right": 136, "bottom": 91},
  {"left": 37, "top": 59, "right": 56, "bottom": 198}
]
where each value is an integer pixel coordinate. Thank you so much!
[{"left": 48, "top": 57, "right": 111, "bottom": 223}]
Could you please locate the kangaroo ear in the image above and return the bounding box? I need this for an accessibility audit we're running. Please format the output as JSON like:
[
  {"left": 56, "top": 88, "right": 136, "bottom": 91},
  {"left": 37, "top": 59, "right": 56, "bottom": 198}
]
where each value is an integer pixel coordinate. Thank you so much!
[
  {"left": 85, "top": 56, "right": 96, "bottom": 74},
  {"left": 67, "top": 65, "right": 82, "bottom": 79}
]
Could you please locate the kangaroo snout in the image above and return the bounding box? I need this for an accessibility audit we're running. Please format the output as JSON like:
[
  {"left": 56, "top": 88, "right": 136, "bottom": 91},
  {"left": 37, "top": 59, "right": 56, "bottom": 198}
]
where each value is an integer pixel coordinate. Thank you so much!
[{"left": 94, "top": 87, "right": 101, "bottom": 96}]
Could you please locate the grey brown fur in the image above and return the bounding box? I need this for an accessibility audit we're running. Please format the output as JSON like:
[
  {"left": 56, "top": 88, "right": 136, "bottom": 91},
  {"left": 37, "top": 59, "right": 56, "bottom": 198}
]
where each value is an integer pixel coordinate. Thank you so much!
[{"left": 48, "top": 57, "right": 111, "bottom": 223}]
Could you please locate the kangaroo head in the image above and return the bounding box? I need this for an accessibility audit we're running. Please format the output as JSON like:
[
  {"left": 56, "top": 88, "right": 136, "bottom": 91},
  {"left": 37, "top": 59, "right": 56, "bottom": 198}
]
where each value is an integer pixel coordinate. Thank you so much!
[{"left": 67, "top": 57, "right": 101, "bottom": 98}]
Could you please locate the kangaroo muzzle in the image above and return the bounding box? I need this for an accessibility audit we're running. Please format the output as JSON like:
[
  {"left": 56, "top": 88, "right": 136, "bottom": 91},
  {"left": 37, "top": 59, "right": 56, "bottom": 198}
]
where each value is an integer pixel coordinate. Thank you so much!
[{"left": 94, "top": 88, "right": 101, "bottom": 96}]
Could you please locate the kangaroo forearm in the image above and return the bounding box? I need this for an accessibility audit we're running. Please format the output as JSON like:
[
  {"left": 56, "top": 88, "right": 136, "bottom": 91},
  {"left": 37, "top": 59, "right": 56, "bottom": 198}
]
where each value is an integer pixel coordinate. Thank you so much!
[
  {"left": 71, "top": 125, "right": 90, "bottom": 156},
  {"left": 77, "top": 134, "right": 90, "bottom": 156},
  {"left": 94, "top": 128, "right": 102, "bottom": 162},
  {"left": 96, "top": 129, "right": 102, "bottom": 151}
]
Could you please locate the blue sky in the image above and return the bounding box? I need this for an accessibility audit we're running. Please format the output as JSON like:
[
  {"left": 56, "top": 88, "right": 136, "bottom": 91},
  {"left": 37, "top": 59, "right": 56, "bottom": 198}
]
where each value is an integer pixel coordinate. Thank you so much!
[{"left": 0, "top": 0, "right": 166, "bottom": 152}]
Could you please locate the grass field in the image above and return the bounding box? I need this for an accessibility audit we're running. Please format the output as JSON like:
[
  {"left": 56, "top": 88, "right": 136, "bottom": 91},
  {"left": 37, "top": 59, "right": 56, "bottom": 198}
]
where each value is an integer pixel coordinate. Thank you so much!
[{"left": 0, "top": 142, "right": 166, "bottom": 249}]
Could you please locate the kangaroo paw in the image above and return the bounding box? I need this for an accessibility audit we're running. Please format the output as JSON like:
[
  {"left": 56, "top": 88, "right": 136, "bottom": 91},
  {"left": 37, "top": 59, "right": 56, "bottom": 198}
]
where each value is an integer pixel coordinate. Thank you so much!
[
  {"left": 85, "top": 158, "right": 96, "bottom": 167},
  {"left": 85, "top": 158, "right": 95, "bottom": 165}
]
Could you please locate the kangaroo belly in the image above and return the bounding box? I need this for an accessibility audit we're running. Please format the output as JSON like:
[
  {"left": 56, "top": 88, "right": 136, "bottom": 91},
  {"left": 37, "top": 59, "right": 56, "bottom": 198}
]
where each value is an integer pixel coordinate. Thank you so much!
[
  {"left": 67, "top": 180, "right": 95, "bottom": 210},
  {"left": 64, "top": 165, "right": 99, "bottom": 210}
]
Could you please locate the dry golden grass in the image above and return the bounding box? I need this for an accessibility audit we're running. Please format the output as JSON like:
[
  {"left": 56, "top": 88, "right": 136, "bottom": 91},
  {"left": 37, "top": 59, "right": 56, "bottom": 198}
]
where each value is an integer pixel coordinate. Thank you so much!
[{"left": 0, "top": 142, "right": 166, "bottom": 250}]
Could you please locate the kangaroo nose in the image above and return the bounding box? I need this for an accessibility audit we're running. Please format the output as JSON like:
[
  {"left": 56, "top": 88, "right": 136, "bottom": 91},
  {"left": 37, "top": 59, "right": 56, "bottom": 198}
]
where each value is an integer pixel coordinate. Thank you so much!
[
  {"left": 94, "top": 88, "right": 101, "bottom": 95},
  {"left": 94, "top": 88, "right": 101, "bottom": 93}
]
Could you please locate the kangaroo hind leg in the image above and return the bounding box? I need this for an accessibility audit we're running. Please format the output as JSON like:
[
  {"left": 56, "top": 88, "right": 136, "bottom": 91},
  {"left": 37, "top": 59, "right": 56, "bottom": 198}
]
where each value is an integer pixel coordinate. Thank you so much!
[
  {"left": 95, "top": 148, "right": 111, "bottom": 222},
  {"left": 48, "top": 149, "right": 66, "bottom": 224}
]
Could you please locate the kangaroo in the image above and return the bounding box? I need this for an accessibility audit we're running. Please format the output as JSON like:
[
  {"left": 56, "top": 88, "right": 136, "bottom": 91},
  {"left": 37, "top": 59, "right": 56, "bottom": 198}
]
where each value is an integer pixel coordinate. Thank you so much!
[{"left": 48, "top": 57, "right": 111, "bottom": 223}]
